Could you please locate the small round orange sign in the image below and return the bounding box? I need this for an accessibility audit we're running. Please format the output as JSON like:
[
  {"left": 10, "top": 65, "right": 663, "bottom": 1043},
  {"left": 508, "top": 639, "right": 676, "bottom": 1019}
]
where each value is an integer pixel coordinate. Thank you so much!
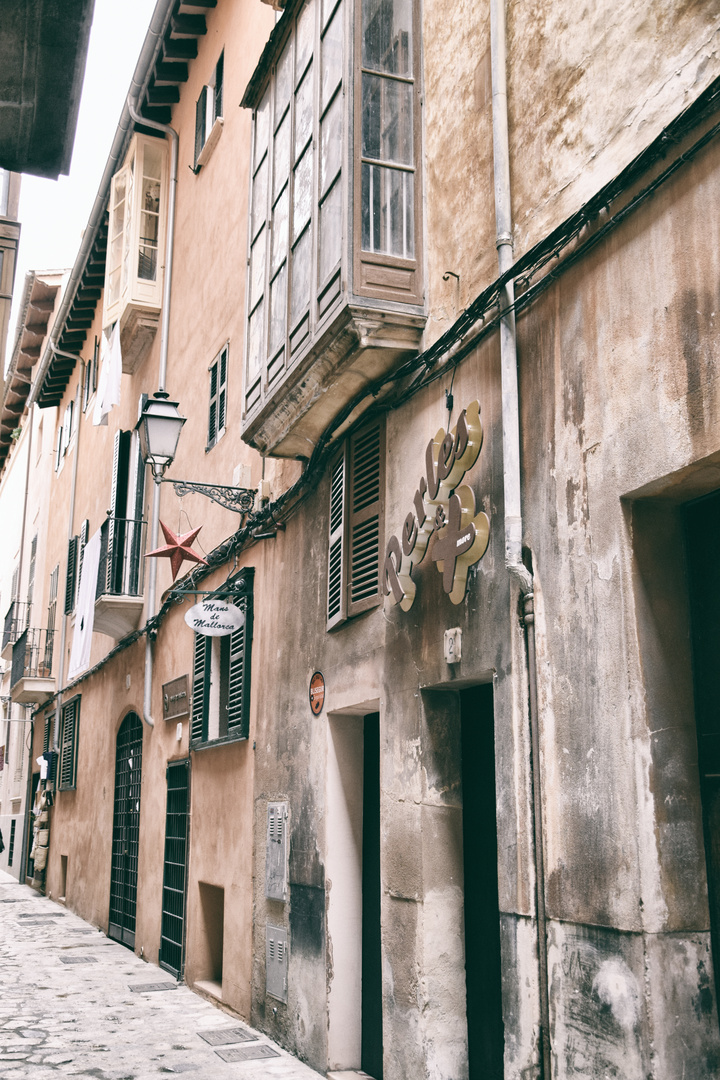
[{"left": 309, "top": 671, "right": 325, "bottom": 715}]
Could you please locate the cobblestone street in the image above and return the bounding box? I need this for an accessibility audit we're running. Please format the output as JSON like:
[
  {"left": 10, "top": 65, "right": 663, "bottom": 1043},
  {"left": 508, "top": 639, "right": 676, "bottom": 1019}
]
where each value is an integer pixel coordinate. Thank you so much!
[{"left": 0, "top": 871, "right": 322, "bottom": 1079}]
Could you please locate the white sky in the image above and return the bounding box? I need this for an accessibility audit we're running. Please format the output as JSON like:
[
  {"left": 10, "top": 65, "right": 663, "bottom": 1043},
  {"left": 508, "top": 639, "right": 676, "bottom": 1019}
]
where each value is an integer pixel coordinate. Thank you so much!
[{"left": 6, "top": 0, "right": 158, "bottom": 368}]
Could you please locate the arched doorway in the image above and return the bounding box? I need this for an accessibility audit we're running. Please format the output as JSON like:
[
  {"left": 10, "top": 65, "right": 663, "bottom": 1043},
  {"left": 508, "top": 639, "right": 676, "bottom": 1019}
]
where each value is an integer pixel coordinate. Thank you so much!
[{"left": 108, "top": 712, "right": 143, "bottom": 948}]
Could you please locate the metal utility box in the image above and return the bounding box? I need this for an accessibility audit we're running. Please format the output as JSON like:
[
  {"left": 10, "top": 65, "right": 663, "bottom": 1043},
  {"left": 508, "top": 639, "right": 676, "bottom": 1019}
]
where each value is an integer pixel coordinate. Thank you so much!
[
  {"left": 265, "top": 801, "right": 288, "bottom": 901},
  {"left": 266, "top": 924, "right": 288, "bottom": 1003}
]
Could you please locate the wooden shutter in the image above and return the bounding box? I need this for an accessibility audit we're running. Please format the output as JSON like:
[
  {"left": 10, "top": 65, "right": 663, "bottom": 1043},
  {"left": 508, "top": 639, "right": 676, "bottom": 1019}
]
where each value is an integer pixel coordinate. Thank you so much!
[
  {"left": 64, "top": 536, "right": 79, "bottom": 614},
  {"left": 348, "top": 421, "right": 384, "bottom": 617},
  {"left": 227, "top": 597, "right": 250, "bottom": 737},
  {"left": 76, "top": 520, "right": 89, "bottom": 596},
  {"left": 214, "top": 53, "right": 224, "bottom": 121},
  {"left": 43, "top": 715, "right": 52, "bottom": 753},
  {"left": 59, "top": 697, "right": 79, "bottom": 790},
  {"left": 208, "top": 360, "right": 218, "bottom": 446},
  {"left": 327, "top": 445, "right": 348, "bottom": 628},
  {"left": 26, "top": 534, "right": 37, "bottom": 611},
  {"left": 194, "top": 90, "right": 207, "bottom": 167},
  {"left": 218, "top": 346, "right": 227, "bottom": 434},
  {"left": 191, "top": 633, "right": 210, "bottom": 743}
]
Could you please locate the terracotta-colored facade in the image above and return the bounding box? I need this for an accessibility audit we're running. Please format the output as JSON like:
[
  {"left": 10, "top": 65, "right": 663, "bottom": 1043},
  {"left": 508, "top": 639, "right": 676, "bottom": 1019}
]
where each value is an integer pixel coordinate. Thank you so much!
[{"left": 6, "top": 1, "right": 720, "bottom": 1078}]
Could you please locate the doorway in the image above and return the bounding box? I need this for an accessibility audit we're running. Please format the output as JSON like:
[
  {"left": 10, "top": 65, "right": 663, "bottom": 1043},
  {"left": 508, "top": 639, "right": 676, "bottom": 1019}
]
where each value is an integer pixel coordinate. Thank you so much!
[
  {"left": 460, "top": 684, "right": 504, "bottom": 1078},
  {"left": 326, "top": 709, "right": 383, "bottom": 1078},
  {"left": 684, "top": 492, "right": 720, "bottom": 1009},
  {"left": 159, "top": 759, "right": 190, "bottom": 977},
  {"left": 108, "top": 712, "right": 143, "bottom": 948}
]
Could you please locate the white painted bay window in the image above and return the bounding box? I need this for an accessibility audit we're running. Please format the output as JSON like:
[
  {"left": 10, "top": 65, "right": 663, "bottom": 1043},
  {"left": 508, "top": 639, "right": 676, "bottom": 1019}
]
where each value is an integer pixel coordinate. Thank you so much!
[
  {"left": 242, "top": 0, "right": 424, "bottom": 459},
  {"left": 102, "top": 133, "right": 169, "bottom": 373}
]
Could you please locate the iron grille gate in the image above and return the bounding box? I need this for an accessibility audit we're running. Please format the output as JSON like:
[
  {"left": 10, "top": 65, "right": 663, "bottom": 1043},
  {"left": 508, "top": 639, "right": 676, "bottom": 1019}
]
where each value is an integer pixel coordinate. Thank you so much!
[
  {"left": 108, "top": 712, "right": 143, "bottom": 948},
  {"left": 159, "top": 759, "right": 190, "bottom": 977}
]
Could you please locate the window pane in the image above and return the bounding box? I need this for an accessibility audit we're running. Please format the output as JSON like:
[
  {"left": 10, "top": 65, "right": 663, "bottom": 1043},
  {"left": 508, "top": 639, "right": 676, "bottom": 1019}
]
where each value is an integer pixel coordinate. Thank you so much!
[
  {"left": 250, "top": 229, "right": 266, "bottom": 310},
  {"left": 321, "top": 89, "right": 343, "bottom": 195},
  {"left": 319, "top": 178, "right": 342, "bottom": 285},
  {"left": 272, "top": 186, "right": 289, "bottom": 273},
  {"left": 269, "top": 264, "right": 287, "bottom": 354},
  {"left": 292, "top": 145, "right": 312, "bottom": 241},
  {"left": 296, "top": 0, "right": 315, "bottom": 82},
  {"left": 294, "top": 63, "right": 314, "bottom": 160},
  {"left": 256, "top": 88, "right": 271, "bottom": 160},
  {"left": 321, "top": 0, "right": 343, "bottom": 109},
  {"left": 252, "top": 154, "right": 268, "bottom": 240},
  {"left": 276, "top": 40, "right": 292, "bottom": 120},
  {"left": 143, "top": 143, "right": 163, "bottom": 181},
  {"left": 248, "top": 300, "right": 265, "bottom": 381},
  {"left": 273, "top": 112, "right": 290, "bottom": 202},
  {"left": 291, "top": 227, "right": 312, "bottom": 325},
  {"left": 362, "top": 0, "right": 412, "bottom": 76},
  {"left": 362, "top": 74, "right": 412, "bottom": 165},
  {"left": 361, "top": 162, "right": 414, "bottom": 258}
]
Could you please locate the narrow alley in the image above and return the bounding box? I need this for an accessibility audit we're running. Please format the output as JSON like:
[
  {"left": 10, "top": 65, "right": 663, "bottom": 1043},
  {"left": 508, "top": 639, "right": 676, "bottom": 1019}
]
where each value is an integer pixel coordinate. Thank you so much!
[{"left": 0, "top": 870, "right": 323, "bottom": 1079}]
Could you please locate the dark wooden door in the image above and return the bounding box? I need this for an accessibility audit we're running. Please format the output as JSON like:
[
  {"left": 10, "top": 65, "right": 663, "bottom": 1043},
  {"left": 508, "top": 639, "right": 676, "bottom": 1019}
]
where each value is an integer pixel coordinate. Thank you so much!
[{"left": 108, "top": 712, "right": 143, "bottom": 948}]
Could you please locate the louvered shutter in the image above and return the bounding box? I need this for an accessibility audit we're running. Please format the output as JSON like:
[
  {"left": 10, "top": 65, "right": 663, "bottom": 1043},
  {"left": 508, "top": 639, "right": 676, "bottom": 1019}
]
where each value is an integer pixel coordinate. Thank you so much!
[
  {"left": 194, "top": 90, "right": 207, "bottom": 167},
  {"left": 58, "top": 698, "right": 79, "bottom": 790},
  {"left": 43, "top": 715, "right": 52, "bottom": 753},
  {"left": 214, "top": 53, "right": 224, "bottom": 121},
  {"left": 227, "top": 598, "right": 248, "bottom": 737},
  {"left": 64, "top": 536, "right": 78, "bottom": 614},
  {"left": 127, "top": 437, "right": 146, "bottom": 594},
  {"left": 218, "top": 347, "right": 227, "bottom": 434},
  {"left": 191, "top": 633, "right": 210, "bottom": 743},
  {"left": 327, "top": 446, "right": 348, "bottom": 628},
  {"left": 348, "top": 421, "right": 384, "bottom": 617},
  {"left": 76, "top": 520, "right": 89, "bottom": 597},
  {"left": 208, "top": 361, "right": 218, "bottom": 446}
]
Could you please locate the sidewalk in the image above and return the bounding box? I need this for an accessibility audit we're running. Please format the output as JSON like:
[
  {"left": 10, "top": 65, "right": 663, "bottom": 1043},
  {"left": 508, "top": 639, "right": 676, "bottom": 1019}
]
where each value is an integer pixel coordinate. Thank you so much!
[{"left": 0, "top": 870, "right": 323, "bottom": 1079}]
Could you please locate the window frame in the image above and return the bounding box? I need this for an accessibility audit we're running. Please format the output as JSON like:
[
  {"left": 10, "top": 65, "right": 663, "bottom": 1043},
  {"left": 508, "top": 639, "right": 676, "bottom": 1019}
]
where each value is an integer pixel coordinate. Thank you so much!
[
  {"left": 190, "top": 573, "right": 254, "bottom": 750},
  {"left": 207, "top": 343, "right": 229, "bottom": 450},
  {"left": 194, "top": 51, "right": 225, "bottom": 171},
  {"left": 58, "top": 695, "right": 80, "bottom": 791}
]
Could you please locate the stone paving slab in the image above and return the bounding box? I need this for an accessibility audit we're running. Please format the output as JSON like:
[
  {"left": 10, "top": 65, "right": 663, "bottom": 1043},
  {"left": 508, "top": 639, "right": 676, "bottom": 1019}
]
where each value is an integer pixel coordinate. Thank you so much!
[{"left": 0, "top": 870, "right": 322, "bottom": 1079}]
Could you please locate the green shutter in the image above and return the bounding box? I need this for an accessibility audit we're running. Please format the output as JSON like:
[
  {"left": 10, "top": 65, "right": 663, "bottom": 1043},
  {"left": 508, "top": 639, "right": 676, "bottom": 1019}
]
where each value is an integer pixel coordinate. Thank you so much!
[
  {"left": 327, "top": 446, "right": 347, "bottom": 628},
  {"left": 191, "top": 633, "right": 209, "bottom": 743}
]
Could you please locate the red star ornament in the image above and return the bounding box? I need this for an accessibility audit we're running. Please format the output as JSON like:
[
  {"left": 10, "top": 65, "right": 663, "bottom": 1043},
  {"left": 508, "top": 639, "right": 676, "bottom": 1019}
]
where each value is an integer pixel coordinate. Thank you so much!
[{"left": 145, "top": 521, "right": 208, "bottom": 581}]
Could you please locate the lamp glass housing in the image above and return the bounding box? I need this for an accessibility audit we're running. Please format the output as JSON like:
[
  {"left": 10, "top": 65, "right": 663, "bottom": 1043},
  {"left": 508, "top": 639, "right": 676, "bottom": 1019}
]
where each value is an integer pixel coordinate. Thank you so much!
[{"left": 136, "top": 392, "right": 186, "bottom": 478}]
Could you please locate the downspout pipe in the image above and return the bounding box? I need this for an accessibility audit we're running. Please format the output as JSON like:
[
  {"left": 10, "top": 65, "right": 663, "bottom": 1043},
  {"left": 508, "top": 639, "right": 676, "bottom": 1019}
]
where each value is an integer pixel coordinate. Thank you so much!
[
  {"left": 53, "top": 360, "right": 84, "bottom": 754},
  {"left": 125, "top": 98, "right": 179, "bottom": 727},
  {"left": 490, "top": 2, "right": 551, "bottom": 1077}
]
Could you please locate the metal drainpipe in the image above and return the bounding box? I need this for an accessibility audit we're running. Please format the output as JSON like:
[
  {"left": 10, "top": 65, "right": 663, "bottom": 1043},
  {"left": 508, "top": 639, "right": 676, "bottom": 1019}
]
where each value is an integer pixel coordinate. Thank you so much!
[
  {"left": 490, "top": 1, "right": 551, "bottom": 1076},
  {"left": 53, "top": 355, "right": 84, "bottom": 755},
  {"left": 126, "top": 97, "right": 179, "bottom": 728}
]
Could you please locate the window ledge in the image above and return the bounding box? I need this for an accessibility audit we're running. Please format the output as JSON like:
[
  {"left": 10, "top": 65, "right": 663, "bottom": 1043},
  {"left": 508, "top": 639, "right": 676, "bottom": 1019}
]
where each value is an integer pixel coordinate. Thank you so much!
[
  {"left": 191, "top": 731, "right": 248, "bottom": 752},
  {"left": 242, "top": 299, "right": 425, "bottom": 458},
  {"left": 196, "top": 117, "right": 224, "bottom": 170}
]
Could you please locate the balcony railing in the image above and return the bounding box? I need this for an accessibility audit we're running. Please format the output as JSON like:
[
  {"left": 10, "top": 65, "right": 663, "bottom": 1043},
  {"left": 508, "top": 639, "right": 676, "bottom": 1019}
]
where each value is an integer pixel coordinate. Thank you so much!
[
  {"left": 96, "top": 516, "right": 147, "bottom": 599},
  {"left": 11, "top": 628, "right": 55, "bottom": 690},
  {"left": 3, "top": 601, "right": 30, "bottom": 652}
]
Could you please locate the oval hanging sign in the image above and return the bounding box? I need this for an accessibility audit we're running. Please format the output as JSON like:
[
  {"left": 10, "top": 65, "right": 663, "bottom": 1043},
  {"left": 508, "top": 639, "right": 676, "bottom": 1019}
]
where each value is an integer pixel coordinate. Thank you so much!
[
  {"left": 185, "top": 599, "right": 244, "bottom": 636},
  {"left": 309, "top": 671, "right": 325, "bottom": 715}
]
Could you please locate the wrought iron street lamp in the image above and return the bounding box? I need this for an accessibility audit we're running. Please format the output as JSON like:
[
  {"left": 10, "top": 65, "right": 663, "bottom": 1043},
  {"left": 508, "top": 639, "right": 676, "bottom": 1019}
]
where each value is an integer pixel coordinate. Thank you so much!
[{"left": 135, "top": 391, "right": 256, "bottom": 514}]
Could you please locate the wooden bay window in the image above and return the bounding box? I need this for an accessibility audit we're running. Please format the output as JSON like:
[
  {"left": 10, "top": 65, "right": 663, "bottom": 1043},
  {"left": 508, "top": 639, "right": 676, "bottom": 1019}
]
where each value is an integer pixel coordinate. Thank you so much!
[{"left": 242, "top": 0, "right": 424, "bottom": 459}]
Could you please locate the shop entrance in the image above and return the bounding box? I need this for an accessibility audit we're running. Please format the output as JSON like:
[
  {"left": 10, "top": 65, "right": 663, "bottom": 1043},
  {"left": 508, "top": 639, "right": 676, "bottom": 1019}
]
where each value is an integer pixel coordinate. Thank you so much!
[
  {"left": 326, "top": 708, "right": 383, "bottom": 1078},
  {"left": 460, "top": 684, "right": 504, "bottom": 1078},
  {"left": 159, "top": 759, "right": 190, "bottom": 977},
  {"left": 108, "top": 712, "right": 143, "bottom": 948}
]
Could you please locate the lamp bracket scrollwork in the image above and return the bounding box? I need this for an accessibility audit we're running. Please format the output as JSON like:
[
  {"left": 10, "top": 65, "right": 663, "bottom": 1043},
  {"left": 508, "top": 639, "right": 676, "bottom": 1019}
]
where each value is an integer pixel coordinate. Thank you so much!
[{"left": 163, "top": 479, "right": 256, "bottom": 514}]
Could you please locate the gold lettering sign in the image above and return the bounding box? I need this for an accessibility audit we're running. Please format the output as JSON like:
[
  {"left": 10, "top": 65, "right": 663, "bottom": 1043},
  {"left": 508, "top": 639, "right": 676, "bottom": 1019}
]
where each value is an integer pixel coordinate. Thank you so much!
[{"left": 383, "top": 401, "right": 490, "bottom": 610}]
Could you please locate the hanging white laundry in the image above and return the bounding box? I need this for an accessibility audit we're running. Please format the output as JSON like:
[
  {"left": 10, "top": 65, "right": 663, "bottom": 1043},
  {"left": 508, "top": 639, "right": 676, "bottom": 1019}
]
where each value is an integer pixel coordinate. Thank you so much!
[
  {"left": 93, "top": 323, "right": 123, "bottom": 426},
  {"left": 67, "top": 527, "right": 103, "bottom": 680}
]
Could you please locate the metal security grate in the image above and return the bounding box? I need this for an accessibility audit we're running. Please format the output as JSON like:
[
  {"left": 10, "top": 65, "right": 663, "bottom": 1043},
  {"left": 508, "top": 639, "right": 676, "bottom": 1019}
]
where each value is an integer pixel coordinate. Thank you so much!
[
  {"left": 215, "top": 1045, "right": 280, "bottom": 1062},
  {"left": 7, "top": 819, "right": 16, "bottom": 866},
  {"left": 159, "top": 759, "right": 190, "bottom": 978},
  {"left": 108, "top": 712, "right": 143, "bottom": 949},
  {"left": 60, "top": 956, "right": 98, "bottom": 964},
  {"left": 197, "top": 1028, "right": 255, "bottom": 1046}
]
